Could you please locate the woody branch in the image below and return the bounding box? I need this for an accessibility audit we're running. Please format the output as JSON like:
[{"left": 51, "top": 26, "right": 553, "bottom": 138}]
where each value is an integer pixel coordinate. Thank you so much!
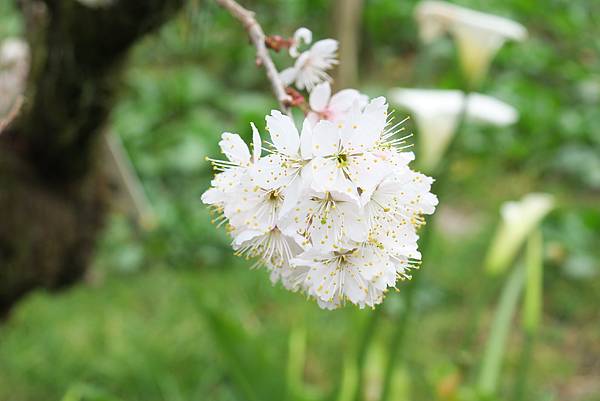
[{"left": 215, "top": 0, "right": 292, "bottom": 115}]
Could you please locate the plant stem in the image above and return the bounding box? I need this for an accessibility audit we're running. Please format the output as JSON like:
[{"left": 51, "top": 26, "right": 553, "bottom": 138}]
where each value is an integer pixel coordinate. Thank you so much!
[
  {"left": 379, "top": 225, "right": 431, "bottom": 401},
  {"left": 477, "top": 264, "right": 524, "bottom": 397},
  {"left": 512, "top": 229, "right": 543, "bottom": 401},
  {"left": 379, "top": 93, "right": 469, "bottom": 401},
  {"left": 512, "top": 332, "right": 534, "bottom": 401},
  {"left": 353, "top": 307, "right": 382, "bottom": 401},
  {"left": 215, "top": 0, "right": 292, "bottom": 114}
]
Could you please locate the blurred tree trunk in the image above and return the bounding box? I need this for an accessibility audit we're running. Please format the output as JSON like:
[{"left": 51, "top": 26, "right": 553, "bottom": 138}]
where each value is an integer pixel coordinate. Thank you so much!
[
  {"left": 0, "top": 0, "right": 184, "bottom": 316},
  {"left": 332, "top": 0, "right": 363, "bottom": 89}
]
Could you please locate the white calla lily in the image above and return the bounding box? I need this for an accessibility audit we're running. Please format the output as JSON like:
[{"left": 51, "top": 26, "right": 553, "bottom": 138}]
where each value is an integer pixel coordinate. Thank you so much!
[
  {"left": 485, "top": 193, "right": 555, "bottom": 274},
  {"left": 415, "top": 1, "right": 527, "bottom": 86},
  {"left": 388, "top": 88, "right": 518, "bottom": 172}
]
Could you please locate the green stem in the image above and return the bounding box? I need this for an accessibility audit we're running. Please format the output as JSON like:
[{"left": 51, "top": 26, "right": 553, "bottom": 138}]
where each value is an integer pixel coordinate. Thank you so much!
[
  {"left": 512, "top": 332, "right": 534, "bottom": 401},
  {"left": 379, "top": 225, "right": 432, "bottom": 401},
  {"left": 477, "top": 265, "right": 525, "bottom": 398},
  {"left": 459, "top": 276, "right": 498, "bottom": 382},
  {"left": 523, "top": 230, "right": 543, "bottom": 335},
  {"left": 379, "top": 93, "right": 470, "bottom": 401},
  {"left": 512, "top": 230, "right": 543, "bottom": 401},
  {"left": 353, "top": 307, "right": 382, "bottom": 401}
]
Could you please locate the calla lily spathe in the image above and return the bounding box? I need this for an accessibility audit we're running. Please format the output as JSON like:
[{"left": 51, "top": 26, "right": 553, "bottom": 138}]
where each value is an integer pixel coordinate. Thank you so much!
[
  {"left": 388, "top": 88, "right": 518, "bottom": 172},
  {"left": 415, "top": 1, "right": 527, "bottom": 86},
  {"left": 485, "top": 193, "right": 555, "bottom": 274}
]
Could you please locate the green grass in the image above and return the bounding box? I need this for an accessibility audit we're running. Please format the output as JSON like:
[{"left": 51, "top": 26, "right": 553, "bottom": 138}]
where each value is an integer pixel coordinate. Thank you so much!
[{"left": 1, "top": 211, "right": 599, "bottom": 400}]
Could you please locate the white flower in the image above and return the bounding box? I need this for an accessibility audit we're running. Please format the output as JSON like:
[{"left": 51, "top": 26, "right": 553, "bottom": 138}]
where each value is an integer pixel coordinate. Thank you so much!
[
  {"left": 202, "top": 93, "right": 438, "bottom": 310},
  {"left": 201, "top": 125, "right": 261, "bottom": 208},
  {"left": 388, "top": 88, "right": 518, "bottom": 172},
  {"left": 415, "top": 1, "right": 527, "bottom": 86},
  {"left": 280, "top": 39, "right": 339, "bottom": 91},
  {"left": 291, "top": 244, "right": 398, "bottom": 309},
  {"left": 364, "top": 168, "right": 438, "bottom": 260},
  {"left": 279, "top": 189, "right": 368, "bottom": 251},
  {"left": 307, "top": 82, "right": 368, "bottom": 126},
  {"left": 304, "top": 97, "right": 395, "bottom": 202},
  {"left": 233, "top": 227, "right": 304, "bottom": 274},
  {"left": 485, "top": 193, "right": 554, "bottom": 274}
]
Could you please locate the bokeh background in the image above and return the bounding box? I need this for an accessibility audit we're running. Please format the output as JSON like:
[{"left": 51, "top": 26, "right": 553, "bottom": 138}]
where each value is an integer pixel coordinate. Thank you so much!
[{"left": 0, "top": 0, "right": 599, "bottom": 400}]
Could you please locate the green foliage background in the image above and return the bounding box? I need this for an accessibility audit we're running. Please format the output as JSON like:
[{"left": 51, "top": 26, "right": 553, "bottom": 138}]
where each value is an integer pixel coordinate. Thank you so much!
[{"left": 0, "top": 0, "right": 599, "bottom": 400}]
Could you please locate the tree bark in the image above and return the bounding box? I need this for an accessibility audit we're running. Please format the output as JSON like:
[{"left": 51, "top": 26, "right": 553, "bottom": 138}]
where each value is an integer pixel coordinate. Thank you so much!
[{"left": 0, "top": 0, "right": 184, "bottom": 316}]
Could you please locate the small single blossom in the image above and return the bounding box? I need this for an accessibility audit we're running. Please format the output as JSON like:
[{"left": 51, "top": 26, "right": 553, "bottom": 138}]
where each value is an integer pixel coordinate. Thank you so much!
[
  {"left": 415, "top": 1, "right": 527, "bottom": 87},
  {"left": 280, "top": 39, "right": 339, "bottom": 91},
  {"left": 290, "top": 244, "right": 397, "bottom": 309},
  {"left": 202, "top": 93, "right": 438, "bottom": 309}
]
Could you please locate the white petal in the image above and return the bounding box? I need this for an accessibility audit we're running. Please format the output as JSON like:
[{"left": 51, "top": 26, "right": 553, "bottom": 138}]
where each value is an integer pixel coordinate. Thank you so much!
[
  {"left": 280, "top": 67, "right": 298, "bottom": 86},
  {"left": 341, "top": 115, "right": 379, "bottom": 154},
  {"left": 466, "top": 93, "right": 518, "bottom": 125},
  {"left": 219, "top": 132, "right": 251, "bottom": 165},
  {"left": 310, "top": 39, "right": 339, "bottom": 58},
  {"left": 279, "top": 177, "right": 303, "bottom": 218},
  {"left": 294, "top": 27, "right": 313, "bottom": 45},
  {"left": 306, "top": 112, "right": 320, "bottom": 127},
  {"left": 251, "top": 122, "right": 262, "bottom": 163},
  {"left": 346, "top": 152, "right": 390, "bottom": 193},
  {"left": 311, "top": 120, "right": 340, "bottom": 157},
  {"left": 289, "top": 27, "right": 313, "bottom": 58},
  {"left": 233, "top": 230, "right": 263, "bottom": 247},
  {"left": 415, "top": 1, "right": 527, "bottom": 41},
  {"left": 336, "top": 202, "right": 368, "bottom": 243},
  {"left": 309, "top": 82, "right": 331, "bottom": 112},
  {"left": 306, "top": 158, "right": 358, "bottom": 202},
  {"left": 266, "top": 110, "right": 300, "bottom": 157},
  {"left": 299, "top": 118, "right": 313, "bottom": 159},
  {"left": 201, "top": 187, "right": 224, "bottom": 205},
  {"left": 329, "top": 89, "right": 362, "bottom": 113},
  {"left": 388, "top": 88, "right": 464, "bottom": 117},
  {"left": 251, "top": 154, "right": 295, "bottom": 189},
  {"left": 362, "top": 96, "right": 389, "bottom": 134}
]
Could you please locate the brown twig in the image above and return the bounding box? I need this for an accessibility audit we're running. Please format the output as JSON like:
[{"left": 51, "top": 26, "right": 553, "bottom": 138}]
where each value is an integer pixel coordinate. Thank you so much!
[
  {"left": 0, "top": 96, "right": 24, "bottom": 134},
  {"left": 215, "top": 0, "right": 292, "bottom": 115}
]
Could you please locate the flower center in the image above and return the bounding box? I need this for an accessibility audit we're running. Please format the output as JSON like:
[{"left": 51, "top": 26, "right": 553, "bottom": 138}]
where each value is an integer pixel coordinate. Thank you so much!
[
  {"left": 336, "top": 153, "right": 348, "bottom": 167},
  {"left": 268, "top": 190, "right": 281, "bottom": 201}
]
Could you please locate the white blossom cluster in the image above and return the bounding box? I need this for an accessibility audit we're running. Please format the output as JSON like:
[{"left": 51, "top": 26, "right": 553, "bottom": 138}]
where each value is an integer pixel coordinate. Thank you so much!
[{"left": 202, "top": 29, "right": 438, "bottom": 310}]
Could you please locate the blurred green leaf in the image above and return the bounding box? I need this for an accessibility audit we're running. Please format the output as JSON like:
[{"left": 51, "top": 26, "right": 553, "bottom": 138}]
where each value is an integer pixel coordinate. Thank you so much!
[
  {"left": 200, "top": 306, "right": 287, "bottom": 401},
  {"left": 61, "top": 384, "right": 123, "bottom": 401}
]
